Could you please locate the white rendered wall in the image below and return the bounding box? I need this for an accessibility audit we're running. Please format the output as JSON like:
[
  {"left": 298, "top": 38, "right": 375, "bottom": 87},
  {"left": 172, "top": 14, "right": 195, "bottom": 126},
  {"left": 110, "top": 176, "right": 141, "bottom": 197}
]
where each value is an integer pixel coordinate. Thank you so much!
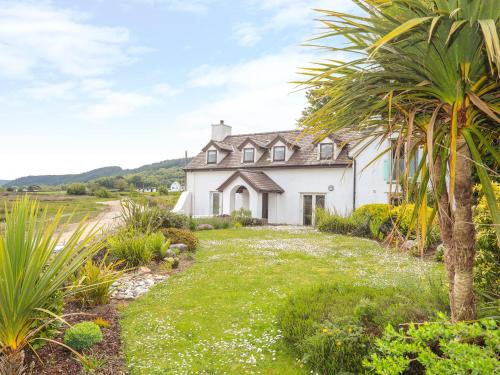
[
  {"left": 186, "top": 167, "right": 354, "bottom": 224},
  {"left": 351, "top": 139, "right": 391, "bottom": 208}
]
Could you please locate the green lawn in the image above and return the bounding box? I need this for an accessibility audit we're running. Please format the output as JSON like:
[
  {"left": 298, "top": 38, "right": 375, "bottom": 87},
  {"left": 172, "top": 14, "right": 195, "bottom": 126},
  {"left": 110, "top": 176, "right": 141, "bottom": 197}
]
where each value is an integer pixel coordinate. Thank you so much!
[{"left": 120, "top": 227, "right": 444, "bottom": 374}]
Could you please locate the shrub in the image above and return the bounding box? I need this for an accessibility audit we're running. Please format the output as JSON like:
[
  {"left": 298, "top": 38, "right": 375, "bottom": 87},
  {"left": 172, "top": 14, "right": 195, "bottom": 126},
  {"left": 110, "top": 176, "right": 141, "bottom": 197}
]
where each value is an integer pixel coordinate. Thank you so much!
[
  {"left": 159, "top": 210, "right": 189, "bottom": 229},
  {"left": 391, "top": 204, "right": 441, "bottom": 248},
  {"left": 351, "top": 204, "right": 393, "bottom": 239},
  {"left": 147, "top": 231, "right": 171, "bottom": 259},
  {"left": 316, "top": 209, "right": 356, "bottom": 234},
  {"left": 64, "top": 322, "right": 103, "bottom": 351},
  {"left": 277, "top": 282, "right": 447, "bottom": 374},
  {"left": 120, "top": 199, "right": 163, "bottom": 233},
  {"left": 473, "top": 182, "right": 500, "bottom": 297},
  {"left": 364, "top": 315, "right": 500, "bottom": 374},
  {"left": 230, "top": 208, "right": 253, "bottom": 226},
  {"left": 66, "top": 183, "right": 87, "bottom": 195},
  {"left": 94, "top": 188, "right": 112, "bottom": 198},
  {"left": 107, "top": 229, "right": 154, "bottom": 266},
  {"left": 71, "top": 254, "right": 123, "bottom": 307},
  {"left": 161, "top": 228, "right": 199, "bottom": 252}
]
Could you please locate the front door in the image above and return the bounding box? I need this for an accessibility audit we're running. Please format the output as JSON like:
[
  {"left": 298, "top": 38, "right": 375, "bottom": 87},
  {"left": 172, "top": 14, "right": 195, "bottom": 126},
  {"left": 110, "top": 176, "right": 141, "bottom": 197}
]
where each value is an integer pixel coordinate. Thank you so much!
[{"left": 262, "top": 193, "right": 269, "bottom": 219}]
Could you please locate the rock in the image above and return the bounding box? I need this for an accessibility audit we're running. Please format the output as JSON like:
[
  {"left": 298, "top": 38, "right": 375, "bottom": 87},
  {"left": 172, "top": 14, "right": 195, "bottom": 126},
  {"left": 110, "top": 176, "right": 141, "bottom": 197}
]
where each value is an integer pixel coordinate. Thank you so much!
[
  {"left": 197, "top": 223, "right": 214, "bottom": 231},
  {"left": 138, "top": 266, "right": 151, "bottom": 274},
  {"left": 170, "top": 243, "right": 188, "bottom": 253}
]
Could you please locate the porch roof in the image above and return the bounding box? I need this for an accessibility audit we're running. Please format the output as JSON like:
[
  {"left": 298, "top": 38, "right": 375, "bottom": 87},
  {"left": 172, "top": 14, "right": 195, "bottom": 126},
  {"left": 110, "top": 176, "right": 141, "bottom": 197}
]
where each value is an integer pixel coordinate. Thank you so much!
[{"left": 217, "top": 170, "right": 284, "bottom": 194}]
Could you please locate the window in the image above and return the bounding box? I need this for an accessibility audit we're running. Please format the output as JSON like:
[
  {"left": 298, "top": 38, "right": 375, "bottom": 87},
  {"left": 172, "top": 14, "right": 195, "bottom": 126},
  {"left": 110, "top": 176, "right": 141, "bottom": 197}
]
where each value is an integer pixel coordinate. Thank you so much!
[
  {"left": 210, "top": 192, "right": 221, "bottom": 216},
  {"left": 207, "top": 150, "right": 217, "bottom": 164},
  {"left": 319, "top": 143, "right": 333, "bottom": 160},
  {"left": 243, "top": 148, "right": 255, "bottom": 163},
  {"left": 273, "top": 146, "right": 285, "bottom": 161},
  {"left": 302, "top": 194, "right": 326, "bottom": 225},
  {"left": 390, "top": 140, "right": 405, "bottom": 182}
]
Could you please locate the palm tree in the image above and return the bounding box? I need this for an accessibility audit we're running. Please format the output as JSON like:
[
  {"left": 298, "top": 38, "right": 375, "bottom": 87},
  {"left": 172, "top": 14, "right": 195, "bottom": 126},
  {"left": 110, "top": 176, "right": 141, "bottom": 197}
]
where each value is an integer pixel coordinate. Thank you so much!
[
  {"left": 299, "top": 0, "right": 499, "bottom": 321},
  {"left": 0, "top": 197, "right": 101, "bottom": 373}
]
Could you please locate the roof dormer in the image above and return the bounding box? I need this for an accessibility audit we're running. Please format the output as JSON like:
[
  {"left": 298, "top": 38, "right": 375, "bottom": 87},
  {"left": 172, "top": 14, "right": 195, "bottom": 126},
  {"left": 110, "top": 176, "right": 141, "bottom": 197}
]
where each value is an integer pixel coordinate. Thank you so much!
[
  {"left": 314, "top": 134, "right": 344, "bottom": 160},
  {"left": 202, "top": 140, "right": 233, "bottom": 165},
  {"left": 267, "top": 134, "right": 300, "bottom": 162},
  {"left": 237, "top": 137, "right": 267, "bottom": 164}
]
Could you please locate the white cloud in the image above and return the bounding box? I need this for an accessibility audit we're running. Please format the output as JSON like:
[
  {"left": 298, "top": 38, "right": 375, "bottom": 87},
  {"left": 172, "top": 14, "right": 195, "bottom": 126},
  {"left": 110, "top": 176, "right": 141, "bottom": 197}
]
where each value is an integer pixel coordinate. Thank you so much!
[
  {"left": 24, "top": 81, "right": 77, "bottom": 101},
  {"left": 85, "top": 91, "right": 155, "bottom": 121},
  {"left": 0, "top": 2, "right": 135, "bottom": 79},
  {"left": 177, "top": 48, "right": 320, "bottom": 146},
  {"left": 234, "top": 23, "right": 262, "bottom": 47},
  {"left": 234, "top": 0, "right": 358, "bottom": 46},
  {"left": 121, "top": 0, "right": 211, "bottom": 13},
  {"left": 153, "top": 83, "right": 182, "bottom": 97}
]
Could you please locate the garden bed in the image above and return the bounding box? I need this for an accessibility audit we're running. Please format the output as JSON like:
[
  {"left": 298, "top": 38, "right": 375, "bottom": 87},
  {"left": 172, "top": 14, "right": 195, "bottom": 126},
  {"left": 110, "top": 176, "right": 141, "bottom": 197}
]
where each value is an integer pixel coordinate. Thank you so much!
[{"left": 27, "top": 303, "right": 125, "bottom": 375}]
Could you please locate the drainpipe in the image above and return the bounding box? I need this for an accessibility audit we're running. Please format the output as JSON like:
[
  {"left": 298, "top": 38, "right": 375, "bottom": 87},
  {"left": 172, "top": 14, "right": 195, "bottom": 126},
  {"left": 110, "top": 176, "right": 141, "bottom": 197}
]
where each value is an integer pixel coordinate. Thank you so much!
[{"left": 352, "top": 159, "right": 357, "bottom": 212}]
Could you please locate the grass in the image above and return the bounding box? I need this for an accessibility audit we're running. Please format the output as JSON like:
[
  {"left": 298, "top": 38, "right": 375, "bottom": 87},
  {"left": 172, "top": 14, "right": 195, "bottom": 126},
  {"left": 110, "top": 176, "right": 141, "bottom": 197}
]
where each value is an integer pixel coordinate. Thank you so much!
[
  {"left": 0, "top": 192, "right": 113, "bottom": 224},
  {"left": 120, "top": 227, "right": 444, "bottom": 374}
]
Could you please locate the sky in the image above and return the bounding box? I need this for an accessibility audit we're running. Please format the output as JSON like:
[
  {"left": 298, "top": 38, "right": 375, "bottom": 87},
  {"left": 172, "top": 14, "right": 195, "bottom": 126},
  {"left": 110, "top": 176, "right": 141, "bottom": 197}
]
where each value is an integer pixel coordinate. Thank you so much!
[{"left": 0, "top": 0, "right": 358, "bottom": 180}]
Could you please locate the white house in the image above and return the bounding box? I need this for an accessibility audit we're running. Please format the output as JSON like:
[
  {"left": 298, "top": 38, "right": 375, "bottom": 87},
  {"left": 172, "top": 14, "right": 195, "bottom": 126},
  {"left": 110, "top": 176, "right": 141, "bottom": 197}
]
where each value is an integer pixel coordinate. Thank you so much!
[
  {"left": 169, "top": 181, "right": 183, "bottom": 192},
  {"left": 174, "top": 121, "right": 409, "bottom": 225}
]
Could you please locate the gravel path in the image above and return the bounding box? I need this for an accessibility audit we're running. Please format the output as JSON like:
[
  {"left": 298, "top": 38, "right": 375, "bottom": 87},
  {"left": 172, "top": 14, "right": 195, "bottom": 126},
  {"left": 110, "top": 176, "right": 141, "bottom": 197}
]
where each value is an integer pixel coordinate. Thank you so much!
[{"left": 58, "top": 200, "right": 123, "bottom": 245}]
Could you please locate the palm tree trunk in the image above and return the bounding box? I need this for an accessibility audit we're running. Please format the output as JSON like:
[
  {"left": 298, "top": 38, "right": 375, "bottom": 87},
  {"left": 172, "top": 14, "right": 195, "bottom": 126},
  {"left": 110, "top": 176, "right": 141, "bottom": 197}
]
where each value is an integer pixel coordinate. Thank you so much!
[
  {"left": 451, "top": 137, "right": 476, "bottom": 321},
  {"left": 432, "top": 154, "right": 455, "bottom": 316}
]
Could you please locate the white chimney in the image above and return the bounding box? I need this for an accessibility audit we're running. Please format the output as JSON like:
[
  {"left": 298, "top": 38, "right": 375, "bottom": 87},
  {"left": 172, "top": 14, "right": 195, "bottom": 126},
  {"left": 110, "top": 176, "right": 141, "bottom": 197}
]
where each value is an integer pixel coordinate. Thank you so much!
[{"left": 211, "top": 120, "right": 232, "bottom": 141}]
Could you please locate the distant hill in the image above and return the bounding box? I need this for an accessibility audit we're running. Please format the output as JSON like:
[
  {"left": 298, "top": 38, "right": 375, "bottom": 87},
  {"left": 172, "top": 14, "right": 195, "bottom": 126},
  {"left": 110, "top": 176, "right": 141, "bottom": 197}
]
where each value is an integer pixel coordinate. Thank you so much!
[
  {"left": 0, "top": 180, "right": 10, "bottom": 186},
  {"left": 5, "top": 158, "right": 191, "bottom": 187},
  {"left": 6, "top": 166, "right": 123, "bottom": 187}
]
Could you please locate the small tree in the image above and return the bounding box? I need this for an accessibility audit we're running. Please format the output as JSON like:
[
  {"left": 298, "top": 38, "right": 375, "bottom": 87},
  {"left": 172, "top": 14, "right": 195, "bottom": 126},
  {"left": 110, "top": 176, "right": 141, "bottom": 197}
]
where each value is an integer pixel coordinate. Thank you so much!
[
  {"left": 300, "top": 0, "right": 499, "bottom": 321},
  {"left": 66, "top": 183, "right": 87, "bottom": 195}
]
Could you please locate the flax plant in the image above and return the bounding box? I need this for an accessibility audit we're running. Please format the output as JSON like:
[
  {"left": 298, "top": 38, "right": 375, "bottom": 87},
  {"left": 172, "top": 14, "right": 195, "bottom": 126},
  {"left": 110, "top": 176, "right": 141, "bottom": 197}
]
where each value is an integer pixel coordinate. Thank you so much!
[
  {"left": 0, "top": 197, "right": 101, "bottom": 373},
  {"left": 300, "top": 0, "right": 499, "bottom": 321}
]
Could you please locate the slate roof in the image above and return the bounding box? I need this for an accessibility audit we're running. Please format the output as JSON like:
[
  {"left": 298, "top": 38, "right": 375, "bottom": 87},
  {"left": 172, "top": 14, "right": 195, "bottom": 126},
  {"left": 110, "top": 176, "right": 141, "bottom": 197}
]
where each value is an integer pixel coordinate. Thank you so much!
[
  {"left": 185, "top": 130, "right": 353, "bottom": 171},
  {"left": 217, "top": 170, "right": 284, "bottom": 193}
]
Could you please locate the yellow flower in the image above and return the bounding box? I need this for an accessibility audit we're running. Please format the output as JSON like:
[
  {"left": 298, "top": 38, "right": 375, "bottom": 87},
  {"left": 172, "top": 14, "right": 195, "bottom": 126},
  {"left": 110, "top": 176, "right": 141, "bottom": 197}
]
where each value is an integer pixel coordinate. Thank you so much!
[
  {"left": 336, "top": 341, "right": 341, "bottom": 346},
  {"left": 347, "top": 327, "right": 352, "bottom": 333},
  {"left": 322, "top": 328, "right": 329, "bottom": 333}
]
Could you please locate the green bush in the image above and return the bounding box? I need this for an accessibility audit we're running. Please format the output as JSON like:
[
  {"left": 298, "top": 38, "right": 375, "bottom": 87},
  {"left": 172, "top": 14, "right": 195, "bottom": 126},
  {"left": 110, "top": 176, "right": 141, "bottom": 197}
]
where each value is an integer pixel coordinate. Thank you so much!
[
  {"left": 147, "top": 231, "right": 171, "bottom": 259},
  {"left": 64, "top": 322, "right": 103, "bottom": 351},
  {"left": 120, "top": 199, "right": 163, "bottom": 233},
  {"left": 316, "top": 209, "right": 356, "bottom": 234},
  {"left": 66, "top": 183, "right": 87, "bottom": 195},
  {"left": 364, "top": 315, "right": 500, "bottom": 374},
  {"left": 107, "top": 229, "right": 154, "bottom": 266},
  {"left": 351, "top": 204, "right": 393, "bottom": 239},
  {"left": 473, "top": 182, "right": 499, "bottom": 297},
  {"left": 94, "top": 188, "right": 112, "bottom": 198},
  {"left": 71, "top": 254, "right": 122, "bottom": 307},
  {"left": 30, "top": 291, "right": 64, "bottom": 350},
  {"left": 161, "top": 228, "right": 199, "bottom": 252},
  {"left": 159, "top": 210, "right": 189, "bottom": 229},
  {"left": 277, "top": 282, "right": 447, "bottom": 374},
  {"left": 391, "top": 204, "right": 441, "bottom": 247},
  {"left": 230, "top": 208, "right": 254, "bottom": 226}
]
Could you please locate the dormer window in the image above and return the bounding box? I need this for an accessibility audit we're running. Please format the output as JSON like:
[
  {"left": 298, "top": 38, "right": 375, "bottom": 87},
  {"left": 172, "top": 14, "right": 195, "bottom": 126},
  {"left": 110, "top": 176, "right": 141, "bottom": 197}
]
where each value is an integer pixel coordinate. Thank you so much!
[
  {"left": 207, "top": 150, "right": 217, "bottom": 164},
  {"left": 273, "top": 146, "right": 285, "bottom": 161},
  {"left": 319, "top": 143, "right": 334, "bottom": 160},
  {"left": 243, "top": 148, "right": 255, "bottom": 163}
]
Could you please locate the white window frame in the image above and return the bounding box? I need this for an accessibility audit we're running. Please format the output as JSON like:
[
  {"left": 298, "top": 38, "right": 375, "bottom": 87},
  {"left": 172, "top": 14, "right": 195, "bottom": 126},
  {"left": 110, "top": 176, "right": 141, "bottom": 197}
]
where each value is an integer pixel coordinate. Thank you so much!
[
  {"left": 319, "top": 143, "right": 334, "bottom": 160},
  {"left": 273, "top": 146, "right": 286, "bottom": 162},
  {"left": 207, "top": 150, "right": 217, "bottom": 164},
  {"left": 210, "top": 191, "right": 222, "bottom": 216},
  {"left": 243, "top": 147, "right": 255, "bottom": 163}
]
